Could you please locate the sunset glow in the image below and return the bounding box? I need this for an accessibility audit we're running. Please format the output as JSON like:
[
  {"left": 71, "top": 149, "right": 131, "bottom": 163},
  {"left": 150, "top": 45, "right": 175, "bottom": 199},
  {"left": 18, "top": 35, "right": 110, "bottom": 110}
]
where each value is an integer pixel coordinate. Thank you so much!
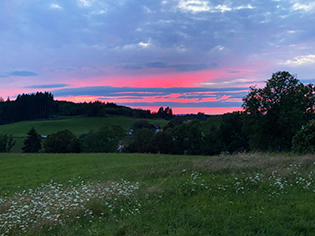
[{"left": 1, "top": 1, "right": 314, "bottom": 114}]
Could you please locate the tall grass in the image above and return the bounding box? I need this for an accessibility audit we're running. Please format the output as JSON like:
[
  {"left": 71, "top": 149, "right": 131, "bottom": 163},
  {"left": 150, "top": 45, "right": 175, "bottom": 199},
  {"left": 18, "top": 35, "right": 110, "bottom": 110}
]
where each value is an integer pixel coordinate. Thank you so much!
[{"left": 1, "top": 153, "right": 315, "bottom": 235}]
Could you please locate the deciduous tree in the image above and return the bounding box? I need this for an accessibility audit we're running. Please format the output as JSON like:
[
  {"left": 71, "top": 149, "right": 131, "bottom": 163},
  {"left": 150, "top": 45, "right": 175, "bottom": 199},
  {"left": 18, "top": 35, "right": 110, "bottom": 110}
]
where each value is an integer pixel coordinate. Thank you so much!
[
  {"left": 292, "top": 120, "right": 315, "bottom": 154},
  {"left": 242, "top": 71, "right": 315, "bottom": 151},
  {"left": 81, "top": 125, "right": 125, "bottom": 153},
  {"left": 45, "top": 130, "right": 81, "bottom": 153},
  {"left": 0, "top": 134, "right": 16, "bottom": 152}
]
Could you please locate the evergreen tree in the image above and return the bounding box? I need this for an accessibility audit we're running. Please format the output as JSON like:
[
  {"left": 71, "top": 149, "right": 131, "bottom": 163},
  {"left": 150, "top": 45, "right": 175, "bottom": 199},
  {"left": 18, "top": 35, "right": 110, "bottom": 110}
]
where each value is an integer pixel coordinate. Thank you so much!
[{"left": 22, "top": 127, "right": 41, "bottom": 153}]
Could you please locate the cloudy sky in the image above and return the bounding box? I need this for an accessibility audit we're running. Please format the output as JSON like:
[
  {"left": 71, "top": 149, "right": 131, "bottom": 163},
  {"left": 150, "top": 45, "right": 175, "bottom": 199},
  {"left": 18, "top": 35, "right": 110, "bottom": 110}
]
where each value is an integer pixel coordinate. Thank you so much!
[{"left": 1, "top": 0, "right": 315, "bottom": 114}]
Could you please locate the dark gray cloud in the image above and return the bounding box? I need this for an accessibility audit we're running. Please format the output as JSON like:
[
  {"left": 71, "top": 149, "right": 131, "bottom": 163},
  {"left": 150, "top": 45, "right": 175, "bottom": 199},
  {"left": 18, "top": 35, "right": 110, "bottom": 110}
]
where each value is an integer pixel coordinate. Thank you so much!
[
  {"left": 10, "top": 70, "right": 39, "bottom": 77},
  {"left": 52, "top": 86, "right": 248, "bottom": 97},
  {"left": 118, "top": 101, "right": 242, "bottom": 108},
  {"left": 51, "top": 85, "right": 246, "bottom": 109},
  {"left": 120, "top": 61, "right": 216, "bottom": 72},
  {"left": 144, "top": 62, "right": 214, "bottom": 71},
  {"left": 119, "top": 64, "right": 144, "bottom": 70},
  {"left": 25, "top": 84, "right": 68, "bottom": 89}
]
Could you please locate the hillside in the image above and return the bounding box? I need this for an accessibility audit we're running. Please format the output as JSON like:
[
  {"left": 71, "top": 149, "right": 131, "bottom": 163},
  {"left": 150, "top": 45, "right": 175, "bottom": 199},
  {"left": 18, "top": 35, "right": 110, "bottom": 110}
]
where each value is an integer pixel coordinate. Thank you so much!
[{"left": 0, "top": 116, "right": 169, "bottom": 153}]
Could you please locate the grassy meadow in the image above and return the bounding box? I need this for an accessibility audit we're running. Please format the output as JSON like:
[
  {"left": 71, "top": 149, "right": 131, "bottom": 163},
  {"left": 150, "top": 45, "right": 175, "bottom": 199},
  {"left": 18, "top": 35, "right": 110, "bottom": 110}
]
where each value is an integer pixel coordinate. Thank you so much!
[
  {"left": 0, "top": 116, "right": 169, "bottom": 153},
  {"left": 1, "top": 152, "right": 315, "bottom": 235}
]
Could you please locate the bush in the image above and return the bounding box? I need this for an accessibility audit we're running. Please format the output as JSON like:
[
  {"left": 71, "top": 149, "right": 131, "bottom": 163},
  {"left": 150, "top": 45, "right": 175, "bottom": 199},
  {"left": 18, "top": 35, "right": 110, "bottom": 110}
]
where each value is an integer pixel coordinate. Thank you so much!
[
  {"left": 0, "top": 134, "right": 16, "bottom": 152},
  {"left": 292, "top": 120, "right": 315, "bottom": 154},
  {"left": 124, "top": 128, "right": 157, "bottom": 153},
  {"left": 44, "top": 129, "right": 81, "bottom": 153}
]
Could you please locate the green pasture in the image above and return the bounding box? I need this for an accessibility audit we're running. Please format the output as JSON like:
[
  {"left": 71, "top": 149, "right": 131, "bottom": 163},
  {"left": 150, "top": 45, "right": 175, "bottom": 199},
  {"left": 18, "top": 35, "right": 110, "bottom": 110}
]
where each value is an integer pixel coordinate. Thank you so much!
[
  {"left": 2, "top": 152, "right": 315, "bottom": 235},
  {"left": 0, "top": 116, "right": 168, "bottom": 153}
]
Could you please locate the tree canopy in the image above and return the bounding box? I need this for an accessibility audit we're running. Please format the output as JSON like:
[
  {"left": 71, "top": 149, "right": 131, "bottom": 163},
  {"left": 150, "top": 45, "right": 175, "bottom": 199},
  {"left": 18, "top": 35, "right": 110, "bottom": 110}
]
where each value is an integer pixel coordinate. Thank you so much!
[
  {"left": 81, "top": 124, "right": 125, "bottom": 153},
  {"left": 242, "top": 71, "right": 315, "bottom": 151},
  {"left": 44, "top": 130, "right": 81, "bottom": 153}
]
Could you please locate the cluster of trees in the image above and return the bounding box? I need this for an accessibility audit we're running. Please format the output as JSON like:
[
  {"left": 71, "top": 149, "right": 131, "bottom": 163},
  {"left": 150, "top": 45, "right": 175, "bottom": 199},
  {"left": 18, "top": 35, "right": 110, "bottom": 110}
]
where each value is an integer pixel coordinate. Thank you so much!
[
  {"left": 2, "top": 71, "right": 315, "bottom": 155},
  {"left": 16, "top": 125, "right": 126, "bottom": 154},
  {"left": 242, "top": 71, "right": 315, "bottom": 152},
  {"left": 0, "top": 92, "right": 54, "bottom": 123},
  {"left": 124, "top": 115, "right": 242, "bottom": 155},
  {"left": 125, "top": 71, "right": 315, "bottom": 155},
  {"left": 0, "top": 92, "right": 173, "bottom": 124}
]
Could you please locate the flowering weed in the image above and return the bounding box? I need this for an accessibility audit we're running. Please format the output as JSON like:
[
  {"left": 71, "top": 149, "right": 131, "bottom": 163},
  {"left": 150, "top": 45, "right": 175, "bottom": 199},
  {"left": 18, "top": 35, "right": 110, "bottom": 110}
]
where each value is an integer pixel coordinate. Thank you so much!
[{"left": 0, "top": 178, "right": 140, "bottom": 235}]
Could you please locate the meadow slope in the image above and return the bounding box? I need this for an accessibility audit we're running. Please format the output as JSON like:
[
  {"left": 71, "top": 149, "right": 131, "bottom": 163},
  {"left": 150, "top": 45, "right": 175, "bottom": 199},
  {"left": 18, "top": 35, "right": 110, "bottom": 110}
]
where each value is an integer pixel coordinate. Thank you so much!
[
  {"left": 0, "top": 116, "right": 168, "bottom": 153},
  {"left": 1, "top": 153, "right": 315, "bottom": 235}
]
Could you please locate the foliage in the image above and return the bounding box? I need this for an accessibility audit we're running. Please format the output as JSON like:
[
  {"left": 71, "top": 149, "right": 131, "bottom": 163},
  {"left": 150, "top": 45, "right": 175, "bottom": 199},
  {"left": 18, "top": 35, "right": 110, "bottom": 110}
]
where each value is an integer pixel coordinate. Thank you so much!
[
  {"left": 0, "top": 134, "right": 16, "bottom": 152},
  {"left": 157, "top": 106, "right": 173, "bottom": 120},
  {"left": 81, "top": 124, "right": 125, "bottom": 153},
  {"left": 163, "top": 116, "right": 184, "bottom": 130},
  {"left": 292, "top": 119, "right": 315, "bottom": 154},
  {"left": 184, "top": 120, "right": 204, "bottom": 155},
  {"left": 125, "top": 128, "right": 157, "bottom": 153},
  {"left": 155, "top": 130, "right": 173, "bottom": 154},
  {"left": 0, "top": 92, "right": 158, "bottom": 125},
  {"left": 130, "top": 120, "right": 154, "bottom": 133},
  {"left": 219, "top": 112, "right": 249, "bottom": 153},
  {"left": 242, "top": 71, "right": 315, "bottom": 151},
  {"left": 22, "top": 127, "right": 42, "bottom": 153},
  {"left": 44, "top": 130, "right": 81, "bottom": 153}
]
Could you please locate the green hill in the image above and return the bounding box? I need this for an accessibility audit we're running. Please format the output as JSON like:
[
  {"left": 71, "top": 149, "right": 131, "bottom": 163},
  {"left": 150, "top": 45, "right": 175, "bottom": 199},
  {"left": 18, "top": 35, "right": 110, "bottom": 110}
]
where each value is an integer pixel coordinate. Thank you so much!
[{"left": 0, "top": 116, "right": 169, "bottom": 153}]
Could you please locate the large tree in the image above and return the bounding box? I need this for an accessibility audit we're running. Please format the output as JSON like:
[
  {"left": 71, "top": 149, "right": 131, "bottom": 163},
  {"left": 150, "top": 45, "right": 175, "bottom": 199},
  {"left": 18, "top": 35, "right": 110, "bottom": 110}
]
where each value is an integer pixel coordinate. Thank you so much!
[
  {"left": 242, "top": 71, "right": 315, "bottom": 151},
  {"left": 45, "top": 130, "right": 81, "bottom": 153},
  {"left": 81, "top": 124, "right": 125, "bottom": 153}
]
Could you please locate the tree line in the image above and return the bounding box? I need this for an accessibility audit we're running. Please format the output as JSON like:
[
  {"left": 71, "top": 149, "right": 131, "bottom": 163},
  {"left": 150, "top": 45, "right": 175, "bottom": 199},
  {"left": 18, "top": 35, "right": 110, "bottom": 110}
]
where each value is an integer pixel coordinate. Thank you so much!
[
  {"left": 125, "top": 72, "right": 315, "bottom": 155},
  {"left": 0, "top": 92, "right": 174, "bottom": 124},
  {"left": 1, "top": 71, "right": 315, "bottom": 154}
]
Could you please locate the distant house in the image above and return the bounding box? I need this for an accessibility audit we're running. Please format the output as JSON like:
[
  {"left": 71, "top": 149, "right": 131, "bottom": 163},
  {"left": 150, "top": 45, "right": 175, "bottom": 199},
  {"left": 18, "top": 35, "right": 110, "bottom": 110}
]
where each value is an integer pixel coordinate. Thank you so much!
[
  {"left": 151, "top": 124, "right": 163, "bottom": 133},
  {"left": 117, "top": 140, "right": 125, "bottom": 152},
  {"left": 128, "top": 124, "right": 163, "bottom": 134}
]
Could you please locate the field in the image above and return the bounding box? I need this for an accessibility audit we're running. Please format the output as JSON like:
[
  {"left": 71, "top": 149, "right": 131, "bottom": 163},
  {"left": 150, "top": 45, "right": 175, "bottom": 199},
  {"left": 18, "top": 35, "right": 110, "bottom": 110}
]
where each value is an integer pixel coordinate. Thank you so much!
[
  {"left": 1, "top": 152, "right": 315, "bottom": 235},
  {"left": 0, "top": 116, "right": 169, "bottom": 153}
]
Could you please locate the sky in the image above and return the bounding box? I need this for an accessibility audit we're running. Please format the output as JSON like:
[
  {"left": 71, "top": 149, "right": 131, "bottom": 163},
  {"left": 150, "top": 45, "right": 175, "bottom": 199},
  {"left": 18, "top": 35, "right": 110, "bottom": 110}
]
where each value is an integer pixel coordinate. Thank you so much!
[{"left": 1, "top": 0, "right": 315, "bottom": 114}]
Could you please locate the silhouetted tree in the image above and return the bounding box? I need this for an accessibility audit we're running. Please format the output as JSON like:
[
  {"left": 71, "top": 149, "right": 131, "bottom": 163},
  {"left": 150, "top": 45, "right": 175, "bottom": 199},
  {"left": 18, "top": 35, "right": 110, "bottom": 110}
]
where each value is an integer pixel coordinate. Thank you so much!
[
  {"left": 219, "top": 112, "right": 249, "bottom": 153},
  {"left": 81, "top": 125, "right": 125, "bottom": 153},
  {"left": 242, "top": 71, "right": 315, "bottom": 151},
  {"left": 157, "top": 107, "right": 173, "bottom": 120},
  {"left": 22, "top": 127, "right": 42, "bottom": 153},
  {"left": 45, "top": 130, "right": 81, "bottom": 153},
  {"left": 163, "top": 117, "right": 184, "bottom": 130},
  {"left": 125, "top": 128, "right": 157, "bottom": 153},
  {"left": 155, "top": 130, "right": 173, "bottom": 154}
]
